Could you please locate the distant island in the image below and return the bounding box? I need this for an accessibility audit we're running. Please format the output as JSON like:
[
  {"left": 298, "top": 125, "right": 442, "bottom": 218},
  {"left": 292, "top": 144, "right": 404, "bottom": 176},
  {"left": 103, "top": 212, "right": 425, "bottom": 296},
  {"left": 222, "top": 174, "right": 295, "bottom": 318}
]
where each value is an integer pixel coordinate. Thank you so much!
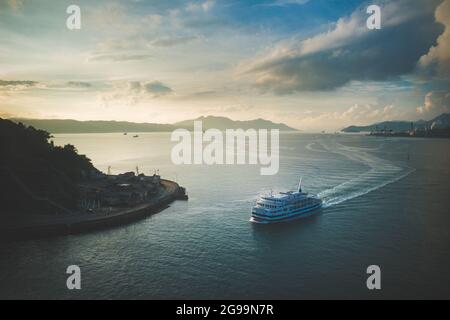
[
  {"left": 342, "top": 113, "right": 450, "bottom": 138},
  {"left": 0, "top": 118, "right": 187, "bottom": 238},
  {"left": 9, "top": 116, "right": 297, "bottom": 134}
]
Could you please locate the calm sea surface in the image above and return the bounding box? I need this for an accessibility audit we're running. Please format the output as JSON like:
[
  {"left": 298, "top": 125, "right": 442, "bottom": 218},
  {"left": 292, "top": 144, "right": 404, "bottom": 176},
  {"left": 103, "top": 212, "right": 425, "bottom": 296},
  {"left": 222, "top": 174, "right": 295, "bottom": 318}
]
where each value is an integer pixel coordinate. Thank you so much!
[{"left": 1, "top": 133, "right": 449, "bottom": 299}]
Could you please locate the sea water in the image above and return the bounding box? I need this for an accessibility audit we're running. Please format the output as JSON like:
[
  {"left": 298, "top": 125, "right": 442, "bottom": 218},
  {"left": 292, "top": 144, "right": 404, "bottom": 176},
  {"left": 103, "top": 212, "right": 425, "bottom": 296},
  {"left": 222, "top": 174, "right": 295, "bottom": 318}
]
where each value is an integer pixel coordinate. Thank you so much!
[{"left": 0, "top": 133, "right": 449, "bottom": 299}]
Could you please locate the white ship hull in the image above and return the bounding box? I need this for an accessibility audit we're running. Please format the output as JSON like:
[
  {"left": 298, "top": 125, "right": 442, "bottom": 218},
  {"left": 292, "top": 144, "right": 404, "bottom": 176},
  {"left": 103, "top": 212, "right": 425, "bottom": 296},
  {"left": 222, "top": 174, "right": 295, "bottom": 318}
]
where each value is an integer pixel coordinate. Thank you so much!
[
  {"left": 251, "top": 202, "right": 322, "bottom": 224},
  {"left": 251, "top": 180, "right": 322, "bottom": 224}
]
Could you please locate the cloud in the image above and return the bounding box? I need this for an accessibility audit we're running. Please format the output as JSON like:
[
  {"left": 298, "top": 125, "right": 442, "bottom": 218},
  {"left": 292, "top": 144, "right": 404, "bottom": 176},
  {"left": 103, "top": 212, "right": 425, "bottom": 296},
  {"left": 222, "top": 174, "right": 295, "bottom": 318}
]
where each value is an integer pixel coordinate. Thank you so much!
[
  {"left": 268, "top": 0, "right": 309, "bottom": 6},
  {"left": 341, "top": 103, "right": 396, "bottom": 122},
  {"left": 142, "top": 14, "right": 163, "bottom": 28},
  {"left": 128, "top": 80, "right": 173, "bottom": 97},
  {"left": 99, "top": 80, "right": 173, "bottom": 107},
  {"left": 189, "top": 90, "right": 218, "bottom": 98},
  {"left": 416, "top": 91, "right": 450, "bottom": 115},
  {"left": 128, "top": 81, "right": 142, "bottom": 92},
  {"left": 241, "top": 0, "right": 443, "bottom": 94},
  {"left": 0, "top": 80, "right": 38, "bottom": 87},
  {"left": 144, "top": 81, "right": 173, "bottom": 97},
  {"left": 151, "top": 36, "right": 199, "bottom": 47},
  {"left": 0, "top": 0, "right": 23, "bottom": 11},
  {"left": 0, "top": 80, "right": 40, "bottom": 97},
  {"left": 66, "top": 81, "right": 92, "bottom": 88},
  {"left": 186, "top": 0, "right": 215, "bottom": 12},
  {"left": 278, "top": 103, "right": 401, "bottom": 131},
  {"left": 419, "top": 0, "right": 450, "bottom": 77},
  {"left": 88, "top": 53, "right": 152, "bottom": 62},
  {"left": 99, "top": 86, "right": 140, "bottom": 107},
  {"left": 0, "top": 80, "right": 96, "bottom": 92},
  {"left": 84, "top": 3, "right": 129, "bottom": 31},
  {"left": 0, "top": 108, "right": 15, "bottom": 118},
  {"left": 94, "top": 39, "right": 144, "bottom": 52}
]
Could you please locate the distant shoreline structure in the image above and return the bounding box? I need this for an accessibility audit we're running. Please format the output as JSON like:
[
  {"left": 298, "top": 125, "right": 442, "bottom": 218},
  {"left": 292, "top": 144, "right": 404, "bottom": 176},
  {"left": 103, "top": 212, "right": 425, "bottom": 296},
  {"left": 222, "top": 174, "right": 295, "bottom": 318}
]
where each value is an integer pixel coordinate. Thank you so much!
[
  {"left": 365, "top": 129, "right": 450, "bottom": 138},
  {"left": 338, "top": 130, "right": 450, "bottom": 139},
  {"left": 341, "top": 113, "right": 450, "bottom": 138}
]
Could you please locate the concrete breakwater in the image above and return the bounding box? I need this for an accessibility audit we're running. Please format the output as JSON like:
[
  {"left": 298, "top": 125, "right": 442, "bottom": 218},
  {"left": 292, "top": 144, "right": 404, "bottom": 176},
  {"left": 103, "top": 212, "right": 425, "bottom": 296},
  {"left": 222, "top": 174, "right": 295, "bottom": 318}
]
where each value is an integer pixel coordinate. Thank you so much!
[{"left": 1, "top": 179, "right": 187, "bottom": 239}]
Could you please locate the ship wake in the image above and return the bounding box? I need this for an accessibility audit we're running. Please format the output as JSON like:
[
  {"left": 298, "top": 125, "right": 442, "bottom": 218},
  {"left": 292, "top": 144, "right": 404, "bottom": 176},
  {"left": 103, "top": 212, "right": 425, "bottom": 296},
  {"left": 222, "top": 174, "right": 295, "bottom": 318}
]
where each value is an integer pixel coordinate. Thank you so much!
[{"left": 312, "top": 141, "right": 415, "bottom": 208}]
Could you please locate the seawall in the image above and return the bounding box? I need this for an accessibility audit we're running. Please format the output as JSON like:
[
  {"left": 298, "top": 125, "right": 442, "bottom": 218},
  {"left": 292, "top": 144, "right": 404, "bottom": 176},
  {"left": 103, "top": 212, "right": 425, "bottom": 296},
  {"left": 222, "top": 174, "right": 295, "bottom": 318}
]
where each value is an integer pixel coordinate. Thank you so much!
[{"left": 1, "top": 179, "right": 187, "bottom": 239}]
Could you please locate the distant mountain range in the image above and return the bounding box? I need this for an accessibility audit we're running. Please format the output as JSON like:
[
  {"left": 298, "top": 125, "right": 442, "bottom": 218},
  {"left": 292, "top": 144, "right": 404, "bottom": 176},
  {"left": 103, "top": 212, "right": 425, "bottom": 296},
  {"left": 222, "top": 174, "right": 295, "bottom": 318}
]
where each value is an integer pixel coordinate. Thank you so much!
[
  {"left": 342, "top": 113, "right": 450, "bottom": 133},
  {"left": 7, "top": 116, "right": 296, "bottom": 134},
  {"left": 175, "top": 116, "right": 296, "bottom": 131},
  {"left": 9, "top": 119, "right": 176, "bottom": 134}
]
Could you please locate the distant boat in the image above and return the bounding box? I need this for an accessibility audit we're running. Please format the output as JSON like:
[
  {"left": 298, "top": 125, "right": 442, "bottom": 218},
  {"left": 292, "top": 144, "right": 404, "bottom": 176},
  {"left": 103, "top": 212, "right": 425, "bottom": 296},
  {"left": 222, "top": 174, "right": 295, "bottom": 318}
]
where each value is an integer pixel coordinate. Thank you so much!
[
  {"left": 123, "top": 133, "right": 128, "bottom": 135},
  {"left": 250, "top": 178, "right": 322, "bottom": 224},
  {"left": 133, "top": 135, "right": 139, "bottom": 138}
]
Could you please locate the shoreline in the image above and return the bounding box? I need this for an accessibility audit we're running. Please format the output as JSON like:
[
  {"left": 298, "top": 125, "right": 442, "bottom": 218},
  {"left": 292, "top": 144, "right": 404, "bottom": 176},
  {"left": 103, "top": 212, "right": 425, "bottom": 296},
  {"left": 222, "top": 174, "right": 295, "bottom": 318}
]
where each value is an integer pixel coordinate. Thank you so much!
[{"left": 0, "top": 179, "right": 187, "bottom": 240}]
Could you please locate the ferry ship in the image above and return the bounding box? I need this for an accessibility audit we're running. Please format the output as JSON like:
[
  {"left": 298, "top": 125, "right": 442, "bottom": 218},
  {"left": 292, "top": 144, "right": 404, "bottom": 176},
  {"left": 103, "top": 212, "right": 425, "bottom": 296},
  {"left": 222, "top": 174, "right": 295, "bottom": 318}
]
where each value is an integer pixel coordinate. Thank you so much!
[{"left": 251, "top": 179, "right": 322, "bottom": 224}]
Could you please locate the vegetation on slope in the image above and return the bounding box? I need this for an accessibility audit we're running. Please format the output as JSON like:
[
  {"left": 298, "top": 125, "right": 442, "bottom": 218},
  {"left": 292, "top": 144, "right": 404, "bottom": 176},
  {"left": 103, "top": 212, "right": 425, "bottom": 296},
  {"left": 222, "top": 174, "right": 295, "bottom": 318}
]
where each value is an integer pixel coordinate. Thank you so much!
[{"left": 0, "top": 118, "right": 99, "bottom": 216}]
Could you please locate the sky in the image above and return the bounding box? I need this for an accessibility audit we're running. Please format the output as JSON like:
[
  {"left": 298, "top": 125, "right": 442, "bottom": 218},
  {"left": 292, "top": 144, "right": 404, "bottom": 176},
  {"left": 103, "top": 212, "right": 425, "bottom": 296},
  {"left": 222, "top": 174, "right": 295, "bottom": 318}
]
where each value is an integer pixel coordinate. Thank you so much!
[{"left": 0, "top": 0, "right": 449, "bottom": 131}]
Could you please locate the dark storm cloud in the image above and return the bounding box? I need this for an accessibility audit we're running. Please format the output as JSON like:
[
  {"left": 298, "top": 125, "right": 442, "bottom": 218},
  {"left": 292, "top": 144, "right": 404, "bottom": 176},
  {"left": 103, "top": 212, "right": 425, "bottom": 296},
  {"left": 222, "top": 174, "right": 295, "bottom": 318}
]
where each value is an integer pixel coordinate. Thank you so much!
[{"left": 244, "top": 0, "right": 444, "bottom": 94}]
